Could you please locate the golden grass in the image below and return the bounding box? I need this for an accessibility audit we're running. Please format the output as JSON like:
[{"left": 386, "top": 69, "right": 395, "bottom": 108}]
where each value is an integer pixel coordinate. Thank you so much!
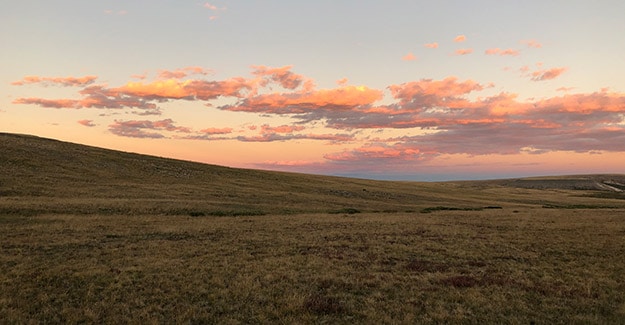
[{"left": 2, "top": 209, "right": 625, "bottom": 323}]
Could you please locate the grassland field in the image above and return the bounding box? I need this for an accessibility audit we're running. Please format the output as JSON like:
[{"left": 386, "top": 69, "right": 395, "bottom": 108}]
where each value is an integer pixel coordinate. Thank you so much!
[{"left": 1, "top": 133, "right": 625, "bottom": 323}]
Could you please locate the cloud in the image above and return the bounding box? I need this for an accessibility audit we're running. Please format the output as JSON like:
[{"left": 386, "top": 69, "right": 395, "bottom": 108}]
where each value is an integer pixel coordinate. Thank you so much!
[
  {"left": 260, "top": 124, "right": 305, "bottom": 134},
  {"left": 454, "top": 35, "right": 466, "bottom": 42},
  {"left": 200, "top": 127, "right": 233, "bottom": 135},
  {"left": 157, "top": 66, "right": 212, "bottom": 79},
  {"left": 530, "top": 67, "right": 568, "bottom": 81},
  {"left": 485, "top": 48, "right": 520, "bottom": 56},
  {"left": 221, "top": 85, "right": 383, "bottom": 114},
  {"left": 115, "top": 77, "right": 253, "bottom": 100},
  {"left": 336, "top": 78, "right": 348, "bottom": 86},
  {"left": 234, "top": 123, "right": 351, "bottom": 143},
  {"left": 454, "top": 48, "right": 473, "bottom": 55},
  {"left": 251, "top": 65, "right": 310, "bottom": 90},
  {"left": 236, "top": 132, "right": 353, "bottom": 143},
  {"left": 12, "top": 67, "right": 625, "bottom": 170},
  {"left": 402, "top": 52, "right": 417, "bottom": 61},
  {"left": 521, "top": 39, "right": 542, "bottom": 48},
  {"left": 109, "top": 119, "right": 191, "bottom": 138},
  {"left": 11, "top": 75, "right": 97, "bottom": 87},
  {"left": 556, "top": 87, "right": 575, "bottom": 92},
  {"left": 203, "top": 3, "right": 218, "bottom": 10},
  {"left": 77, "top": 119, "right": 96, "bottom": 127},
  {"left": 389, "top": 77, "right": 484, "bottom": 107},
  {"left": 424, "top": 42, "right": 439, "bottom": 49}
]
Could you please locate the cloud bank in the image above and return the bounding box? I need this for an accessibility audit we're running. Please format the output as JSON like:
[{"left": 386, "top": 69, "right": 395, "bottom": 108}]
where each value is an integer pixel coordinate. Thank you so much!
[{"left": 12, "top": 64, "right": 625, "bottom": 174}]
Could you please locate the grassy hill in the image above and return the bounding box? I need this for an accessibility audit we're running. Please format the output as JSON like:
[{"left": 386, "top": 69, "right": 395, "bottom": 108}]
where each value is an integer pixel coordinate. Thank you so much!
[
  {"left": 1, "top": 132, "right": 624, "bottom": 216},
  {"left": 2, "top": 132, "right": 625, "bottom": 323}
]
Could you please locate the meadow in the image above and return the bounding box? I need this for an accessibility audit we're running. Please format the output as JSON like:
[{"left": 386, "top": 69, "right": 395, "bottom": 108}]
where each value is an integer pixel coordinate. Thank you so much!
[{"left": 1, "top": 133, "right": 625, "bottom": 323}]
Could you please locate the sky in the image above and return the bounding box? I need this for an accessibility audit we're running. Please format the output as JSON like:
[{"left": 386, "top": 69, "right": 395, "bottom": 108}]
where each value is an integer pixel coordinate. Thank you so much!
[{"left": 2, "top": 1, "right": 625, "bottom": 181}]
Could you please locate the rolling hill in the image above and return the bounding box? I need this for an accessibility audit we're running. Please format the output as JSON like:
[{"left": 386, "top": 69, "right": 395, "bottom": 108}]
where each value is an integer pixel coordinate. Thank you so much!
[{"left": 1, "top": 132, "right": 624, "bottom": 215}]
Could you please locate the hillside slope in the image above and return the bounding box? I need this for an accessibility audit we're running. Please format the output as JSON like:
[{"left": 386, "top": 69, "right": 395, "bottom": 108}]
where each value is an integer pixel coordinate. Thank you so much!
[{"left": 1, "top": 133, "right": 623, "bottom": 215}]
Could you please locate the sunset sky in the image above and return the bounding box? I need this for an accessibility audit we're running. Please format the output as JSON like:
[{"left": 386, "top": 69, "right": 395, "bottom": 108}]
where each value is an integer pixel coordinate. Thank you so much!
[{"left": 2, "top": 1, "right": 625, "bottom": 180}]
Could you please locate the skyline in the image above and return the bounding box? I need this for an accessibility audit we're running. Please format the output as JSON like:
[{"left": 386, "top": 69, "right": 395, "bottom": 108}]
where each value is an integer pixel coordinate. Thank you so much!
[{"left": 2, "top": 1, "right": 625, "bottom": 181}]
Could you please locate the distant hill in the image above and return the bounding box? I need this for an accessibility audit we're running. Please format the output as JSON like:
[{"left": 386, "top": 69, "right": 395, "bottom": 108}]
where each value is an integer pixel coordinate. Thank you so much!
[{"left": 1, "top": 132, "right": 623, "bottom": 215}]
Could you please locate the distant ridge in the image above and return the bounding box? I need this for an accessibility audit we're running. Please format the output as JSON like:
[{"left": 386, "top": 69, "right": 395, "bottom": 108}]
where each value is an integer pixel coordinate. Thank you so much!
[{"left": 1, "top": 132, "right": 623, "bottom": 215}]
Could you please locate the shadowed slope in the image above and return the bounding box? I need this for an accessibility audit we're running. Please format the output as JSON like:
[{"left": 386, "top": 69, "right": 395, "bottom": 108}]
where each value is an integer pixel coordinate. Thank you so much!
[{"left": 1, "top": 133, "right": 623, "bottom": 215}]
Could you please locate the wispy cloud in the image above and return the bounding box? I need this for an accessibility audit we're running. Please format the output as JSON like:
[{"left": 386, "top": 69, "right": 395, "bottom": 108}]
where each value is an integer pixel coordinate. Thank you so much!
[
  {"left": 424, "top": 42, "right": 439, "bottom": 49},
  {"left": 200, "top": 127, "right": 233, "bottom": 135},
  {"left": 157, "top": 66, "right": 212, "bottom": 79},
  {"left": 521, "top": 39, "right": 542, "bottom": 48},
  {"left": 530, "top": 67, "right": 568, "bottom": 81},
  {"left": 485, "top": 48, "right": 520, "bottom": 56},
  {"left": 454, "top": 48, "right": 473, "bottom": 55},
  {"left": 109, "top": 119, "right": 191, "bottom": 138},
  {"left": 12, "top": 75, "right": 97, "bottom": 87},
  {"left": 454, "top": 35, "right": 466, "bottom": 42}
]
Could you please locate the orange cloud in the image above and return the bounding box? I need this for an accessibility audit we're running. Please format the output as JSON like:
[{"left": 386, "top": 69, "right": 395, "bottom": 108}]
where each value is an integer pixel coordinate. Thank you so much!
[
  {"left": 11, "top": 75, "right": 97, "bottom": 87},
  {"left": 485, "top": 48, "right": 520, "bottom": 56},
  {"left": 530, "top": 67, "right": 568, "bottom": 81},
  {"left": 252, "top": 65, "right": 311, "bottom": 90},
  {"left": 402, "top": 52, "right": 417, "bottom": 61},
  {"left": 424, "top": 42, "right": 439, "bottom": 49},
  {"left": 389, "top": 77, "right": 484, "bottom": 107},
  {"left": 454, "top": 48, "right": 473, "bottom": 55},
  {"left": 222, "top": 85, "right": 383, "bottom": 114},
  {"left": 116, "top": 77, "right": 252, "bottom": 100},
  {"left": 336, "top": 78, "right": 348, "bottom": 86},
  {"left": 454, "top": 35, "right": 466, "bottom": 42}
]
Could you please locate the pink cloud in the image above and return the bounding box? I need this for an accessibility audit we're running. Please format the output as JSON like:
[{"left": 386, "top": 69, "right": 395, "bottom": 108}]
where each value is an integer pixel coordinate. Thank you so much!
[
  {"left": 530, "top": 67, "right": 568, "bottom": 81},
  {"left": 260, "top": 124, "right": 306, "bottom": 134},
  {"left": 556, "top": 87, "right": 575, "bottom": 92},
  {"left": 454, "top": 35, "right": 466, "bottom": 42},
  {"left": 521, "top": 39, "right": 542, "bottom": 48},
  {"left": 203, "top": 3, "right": 218, "bottom": 10},
  {"left": 485, "top": 48, "right": 520, "bottom": 56},
  {"left": 336, "top": 78, "right": 348, "bottom": 86},
  {"left": 77, "top": 119, "right": 96, "bottom": 127},
  {"left": 402, "top": 52, "right": 417, "bottom": 61},
  {"left": 12, "top": 66, "right": 625, "bottom": 167},
  {"left": 424, "top": 42, "right": 439, "bottom": 49},
  {"left": 11, "top": 75, "right": 97, "bottom": 87},
  {"left": 389, "top": 77, "right": 484, "bottom": 107},
  {"left": 200, "top": 127, "right": 233, "bottom": 135},
  {"left": 251, "top": 65, "right": 311, "bottom": 90},
  {"left": 157, "top": 66, "right": 212, "bottom": 79},
  {"left": 221, "top": 85, "right": 383, "bottom": 114},
  {"left": 454, "top": 48, "right": 473, "bottom": 55}
]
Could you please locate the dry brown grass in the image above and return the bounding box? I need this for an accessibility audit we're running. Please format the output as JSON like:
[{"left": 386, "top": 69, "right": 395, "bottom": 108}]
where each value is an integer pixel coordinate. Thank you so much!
[
  {"left": 2, "top": 209, "right": 625, "bottom": 323},
  {"left": 2, "top": 133, "right": 625, "bottom": 322}
]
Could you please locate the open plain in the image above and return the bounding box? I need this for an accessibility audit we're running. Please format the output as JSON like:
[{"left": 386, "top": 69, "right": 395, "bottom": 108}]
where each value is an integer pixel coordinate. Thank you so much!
[{"left": 1, "top": 133, "right": 625, "bottom": 323}]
